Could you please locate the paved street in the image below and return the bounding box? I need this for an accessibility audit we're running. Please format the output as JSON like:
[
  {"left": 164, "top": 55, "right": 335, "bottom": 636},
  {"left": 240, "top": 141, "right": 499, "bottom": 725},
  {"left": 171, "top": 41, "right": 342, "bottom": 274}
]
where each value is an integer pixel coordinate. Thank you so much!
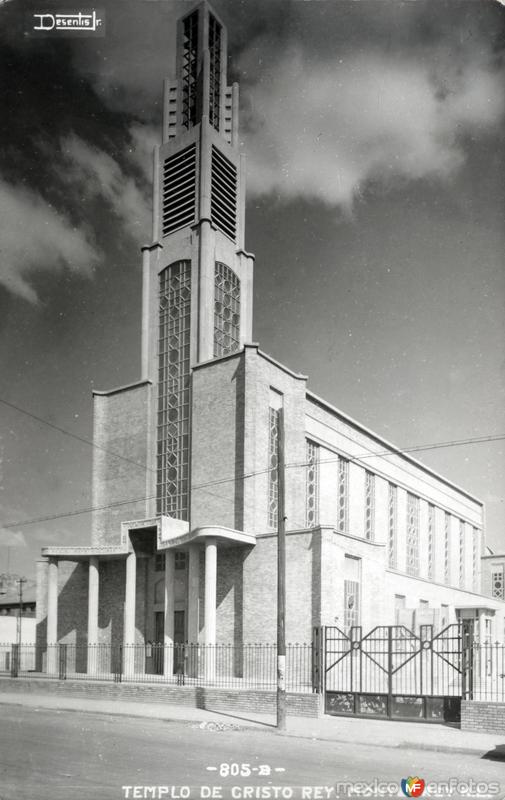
[{"left": 0, "top": 705, "right": 504, "bottom": 800}]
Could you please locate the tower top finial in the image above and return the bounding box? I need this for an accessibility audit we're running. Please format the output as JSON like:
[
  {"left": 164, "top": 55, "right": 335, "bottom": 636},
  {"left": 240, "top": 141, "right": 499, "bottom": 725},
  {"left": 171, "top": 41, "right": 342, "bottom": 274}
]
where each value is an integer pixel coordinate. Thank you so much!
[{"left": 162, "top": 1, "right": 237, "bottom": 144}]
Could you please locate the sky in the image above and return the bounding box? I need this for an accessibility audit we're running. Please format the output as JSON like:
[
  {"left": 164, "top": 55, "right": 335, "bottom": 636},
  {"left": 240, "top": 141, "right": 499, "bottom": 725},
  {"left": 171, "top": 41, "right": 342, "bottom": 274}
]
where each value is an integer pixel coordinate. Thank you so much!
[{"left": 0, "top": 0, "right": 504, "bottom": 581}]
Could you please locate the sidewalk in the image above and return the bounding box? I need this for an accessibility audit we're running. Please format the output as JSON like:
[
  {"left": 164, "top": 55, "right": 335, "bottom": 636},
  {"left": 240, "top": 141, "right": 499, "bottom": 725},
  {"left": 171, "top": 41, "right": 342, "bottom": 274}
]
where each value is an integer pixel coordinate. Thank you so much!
[{"left": 0, "top": 689, "right": 502, "bottom": 756}]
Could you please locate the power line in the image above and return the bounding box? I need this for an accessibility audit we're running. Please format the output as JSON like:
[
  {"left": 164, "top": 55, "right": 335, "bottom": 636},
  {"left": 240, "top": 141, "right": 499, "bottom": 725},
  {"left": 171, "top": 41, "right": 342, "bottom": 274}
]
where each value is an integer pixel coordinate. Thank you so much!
[
  {"left": 0, "top": 397, "right": 153, "bottom": 475},
  {"left": 2, "top": 395, "right": 503, "bottom": 494},
  {"left": 3, "top": 431, "right": 504, "bottom": 530}
]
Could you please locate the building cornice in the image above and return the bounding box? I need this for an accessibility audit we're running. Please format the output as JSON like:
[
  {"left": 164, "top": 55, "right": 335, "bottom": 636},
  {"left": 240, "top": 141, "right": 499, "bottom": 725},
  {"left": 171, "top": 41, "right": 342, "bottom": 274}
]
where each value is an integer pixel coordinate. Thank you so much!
[
  {"left": 306, "top": 390, "right": 482, "bottom": 506},
  {"left": 92, "top": 380, "right": 152, "bottom": 397}
]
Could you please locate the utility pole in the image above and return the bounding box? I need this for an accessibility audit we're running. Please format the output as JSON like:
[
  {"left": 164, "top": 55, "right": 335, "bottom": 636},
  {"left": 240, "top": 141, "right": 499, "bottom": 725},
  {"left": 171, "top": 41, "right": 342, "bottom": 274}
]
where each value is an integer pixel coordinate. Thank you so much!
[
  {"left": 16, "top": 577, "right": 27, "bottom": 649},
  {"left": 276, "top": 409, "right": 287, "bottom": 731}
]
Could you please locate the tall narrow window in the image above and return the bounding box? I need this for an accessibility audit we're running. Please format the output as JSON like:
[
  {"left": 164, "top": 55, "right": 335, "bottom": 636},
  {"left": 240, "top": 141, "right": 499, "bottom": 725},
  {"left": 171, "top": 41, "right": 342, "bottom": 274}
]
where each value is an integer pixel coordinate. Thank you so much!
[
  {"left": 406, "top": 493, "right": 420, "bottom": 576},
  {"left": 214, "top": 263, "right": 240, "bottom": 357},
  {"left": 472, "top": 527, "right": 479, "bottom": 592},
  {"left": 181, "top": 11, "right": 198, "bottom": 129},
  {"left": 427, "top": 504, "right": 435, "bottom": 580},
  {"left": 344, "top": 555, "right": 361, "bottom": 630},
  {"left": 268, "top": 406, "right": 280, "bottom": 528},
  {"left": 157, "top": 261, "right": 191, "bottom": 520},
  {"left": 208, "top": 14, "right": 222, "bottom": 131},
  {"left": 492, "top": 566, "right": 504, "bottom": 599},
  {"left": 336, "top": 457, "right": 349, "bottom": 534},
  {"left": 444, "top": 512, "right": 451, "bottom": 584},
  {"left": 306, "top": 440, "right": 319, "bottom": 528},
  {"left": 388, "top": 483, "right": 397, "bottom": 568},
  {"left": 364, "top": 471, "right": 375, "bottom": 540},
  {"left": 459, "top": 520, "right": 466, "bottom": 588}
]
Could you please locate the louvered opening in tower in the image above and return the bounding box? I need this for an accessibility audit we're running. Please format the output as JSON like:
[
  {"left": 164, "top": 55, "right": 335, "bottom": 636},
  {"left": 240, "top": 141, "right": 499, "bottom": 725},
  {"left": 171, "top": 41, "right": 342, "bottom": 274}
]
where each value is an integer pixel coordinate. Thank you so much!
[
  {"left": 211, "top": 145, "right": 237, "bottom": 241},
  {"left": 162, "top": 144, "right": 197, "bottom": 237}
]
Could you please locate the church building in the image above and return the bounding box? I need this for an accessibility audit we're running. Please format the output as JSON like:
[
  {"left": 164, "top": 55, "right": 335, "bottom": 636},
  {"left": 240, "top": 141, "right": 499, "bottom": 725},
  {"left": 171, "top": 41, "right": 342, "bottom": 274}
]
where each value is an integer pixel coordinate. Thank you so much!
[{"left": 36, "top": 1, "right": 504, "bottom": 678}]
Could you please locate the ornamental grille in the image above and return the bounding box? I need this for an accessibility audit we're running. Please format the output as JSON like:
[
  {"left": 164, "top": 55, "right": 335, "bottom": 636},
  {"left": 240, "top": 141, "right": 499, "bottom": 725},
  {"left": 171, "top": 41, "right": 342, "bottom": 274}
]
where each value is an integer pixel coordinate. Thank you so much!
[
  {"left": 214, "top": 263, "right": 240, "bottom": 357},
  {"left": 459, "top": 520, "right": 465, "bottom": 588},
  {"left": 492, "top": 568, "right": 504, "bottom": 599},
  {"left": 364, "top": 471, "right": 375, "bottom": 540},
  {"left": 157, "top": 261, "right": 191, "bottom": 521},
  {"left": 388, "top": 483, "right": 397, "bottom": 568},
  {"left": 444, "top": 512, "right": 451, "bottom": 584},
  {"left": 208, "top": 14, "right": 222, "bottom": 131},
  {"left": 336, "top": 457, "right": 348, "bottom": 534},
  {"left": 427, "top": 503, "right": 435, "bottom": 580},
  {"left": 472, "top": 527, "right": 479, "bottom": 591},
  {"left": 406, "top": 493, "right": 419, "bottom": 576},
  {"left": 211, "top": 145, "right": 237, "bottom": 240},
  {"left": 182, "top": 11, "right": 198, "bottom": 129},
  {"left": 306, "top": 441, "right": 319, "bottom": 528},
  {"left": 162, "top": 144, "right": 197, "bottom": 237},
  {"left": 268, "top": 407, "right": 280, "bottom": 528}
]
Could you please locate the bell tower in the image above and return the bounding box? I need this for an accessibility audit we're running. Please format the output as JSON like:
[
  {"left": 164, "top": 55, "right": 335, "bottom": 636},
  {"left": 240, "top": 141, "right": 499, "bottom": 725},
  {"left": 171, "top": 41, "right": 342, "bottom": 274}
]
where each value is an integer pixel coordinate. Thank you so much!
[{"left": 141, "top": 1, "right": 254, "bottom": 523}]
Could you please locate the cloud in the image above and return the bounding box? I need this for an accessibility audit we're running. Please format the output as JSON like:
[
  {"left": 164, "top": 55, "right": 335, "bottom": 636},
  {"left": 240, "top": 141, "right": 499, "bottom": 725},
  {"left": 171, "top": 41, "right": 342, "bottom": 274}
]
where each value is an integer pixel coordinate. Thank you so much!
[
  {"left": 240, "top": 46, "right": 505, "bottom": 210},
  {"left": 0, "top": 529, "right": 26, "bottom": 547},
  {"left": 0, "top": 179, "right": 100, "bottom": 303},
  {"left": 59, "top": 133, "right": 152, "bottom": 240}
]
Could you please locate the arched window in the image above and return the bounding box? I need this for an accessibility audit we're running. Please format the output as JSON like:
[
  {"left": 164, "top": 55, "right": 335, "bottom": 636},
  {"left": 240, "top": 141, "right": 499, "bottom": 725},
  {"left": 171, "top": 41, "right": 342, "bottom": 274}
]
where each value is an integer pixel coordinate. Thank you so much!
[
  {"left": 157, "top": 261, "right": 191, "bottom": 520},
  {"left": 214, "top": 263, "right": 240, "bottom": 357}
]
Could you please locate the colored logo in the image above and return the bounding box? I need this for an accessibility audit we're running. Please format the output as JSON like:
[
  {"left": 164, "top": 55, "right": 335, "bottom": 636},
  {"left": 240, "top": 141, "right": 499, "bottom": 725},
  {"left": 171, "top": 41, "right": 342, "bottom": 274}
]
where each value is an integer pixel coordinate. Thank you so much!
[{"left": 401, "top": 777, "right": 425, "bottom": 797}]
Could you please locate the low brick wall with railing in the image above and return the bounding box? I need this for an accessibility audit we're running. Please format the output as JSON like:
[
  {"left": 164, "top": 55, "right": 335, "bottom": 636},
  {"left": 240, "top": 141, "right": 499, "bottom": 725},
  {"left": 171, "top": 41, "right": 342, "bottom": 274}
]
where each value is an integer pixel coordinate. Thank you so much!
[{"left": 0, "top": 676, "right": 322, "bottom": 717}]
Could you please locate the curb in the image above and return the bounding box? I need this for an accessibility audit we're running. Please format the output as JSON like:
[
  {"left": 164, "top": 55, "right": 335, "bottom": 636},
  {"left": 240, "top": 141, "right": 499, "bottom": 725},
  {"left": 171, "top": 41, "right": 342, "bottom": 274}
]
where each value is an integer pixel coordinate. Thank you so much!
[{"left": 0, "top": 698, "right": 491, "bottom": 756}]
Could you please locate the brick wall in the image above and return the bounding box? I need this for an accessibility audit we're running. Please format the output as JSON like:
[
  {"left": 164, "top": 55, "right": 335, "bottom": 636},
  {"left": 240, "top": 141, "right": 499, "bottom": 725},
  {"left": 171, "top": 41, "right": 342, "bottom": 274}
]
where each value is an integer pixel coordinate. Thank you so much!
[
  {"left": 92, "top": 382, "right": 151, "bottom": 545},
  {"left": 0, "top": 677, "right": 321, "bottom": 717},
  {"left": 461, "top": 700, "right": 505, "bottom": 734}
]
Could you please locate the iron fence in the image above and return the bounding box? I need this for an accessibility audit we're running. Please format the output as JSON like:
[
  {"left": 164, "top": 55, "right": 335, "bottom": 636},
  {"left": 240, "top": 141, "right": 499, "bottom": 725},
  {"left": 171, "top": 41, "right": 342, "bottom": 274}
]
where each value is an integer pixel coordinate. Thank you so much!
[
  {"left": 2, "top": 637, "right": 505, "bottom": 702},
  {"left": 0, "top": 642, "right": 313, "bottom": 692},
  {"left": 470, "top": 642, "right": 505, "bottom": 702}
]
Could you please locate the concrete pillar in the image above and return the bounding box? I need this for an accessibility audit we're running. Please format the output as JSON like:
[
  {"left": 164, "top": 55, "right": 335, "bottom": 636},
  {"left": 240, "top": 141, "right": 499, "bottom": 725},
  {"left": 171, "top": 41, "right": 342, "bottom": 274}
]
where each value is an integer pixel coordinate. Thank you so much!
[
  {"left": 46, "top": 557, "right": 58, "bottom": 674},
  {"left": 123, "top": 551, "right": 137, "bottom": 676},
  {"left": 187, "top": 545, "right": 200, "bottom": 678},
  {"left": 204, "top": 538, "right": 217, "bottom": 680},
  {"left": 163, "top": 550, "right": 175, "bottom": 677},
  {"left": 87, "top": 557, "right": 99, "bottom": 675}
]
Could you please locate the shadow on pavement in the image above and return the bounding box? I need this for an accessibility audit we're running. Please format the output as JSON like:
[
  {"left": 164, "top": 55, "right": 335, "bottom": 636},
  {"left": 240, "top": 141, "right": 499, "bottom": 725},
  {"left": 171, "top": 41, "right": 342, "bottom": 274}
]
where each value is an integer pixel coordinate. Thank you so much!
[{"left": 481, "top": 745, "right": 505, "bottom": 761}]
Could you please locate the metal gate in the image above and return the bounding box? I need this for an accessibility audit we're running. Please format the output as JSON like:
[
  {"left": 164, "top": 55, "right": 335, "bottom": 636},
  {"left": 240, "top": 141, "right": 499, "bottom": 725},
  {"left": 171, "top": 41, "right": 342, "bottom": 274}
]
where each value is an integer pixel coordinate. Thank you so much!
[{"left": 320, "top": 623, "right": 468, "bottom": 722}]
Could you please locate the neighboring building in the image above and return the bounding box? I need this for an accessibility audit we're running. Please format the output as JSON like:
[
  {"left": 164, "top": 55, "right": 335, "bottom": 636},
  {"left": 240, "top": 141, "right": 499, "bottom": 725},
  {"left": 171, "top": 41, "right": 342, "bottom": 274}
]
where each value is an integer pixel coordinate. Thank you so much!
[
  {"left": 36, "top": 1, "right": 504, "bottom": 676},
  {"left": 481, "top": 552, "right": 505, "bottom": 641},
  {"left": 0, "top": 586, "right": 36, "bottom": 647}
]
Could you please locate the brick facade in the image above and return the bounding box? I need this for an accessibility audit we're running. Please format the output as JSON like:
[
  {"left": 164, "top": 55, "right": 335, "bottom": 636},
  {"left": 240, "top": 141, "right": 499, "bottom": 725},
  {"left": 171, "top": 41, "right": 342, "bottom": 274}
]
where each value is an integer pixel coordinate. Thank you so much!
[{"left": 461, "top": 700, "right": 505, "bottom": 734}]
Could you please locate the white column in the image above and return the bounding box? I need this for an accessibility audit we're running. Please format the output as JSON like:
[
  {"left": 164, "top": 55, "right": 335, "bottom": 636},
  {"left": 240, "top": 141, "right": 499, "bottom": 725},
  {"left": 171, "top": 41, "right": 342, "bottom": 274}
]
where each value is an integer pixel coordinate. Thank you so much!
[
  {"left": 87, "top": 557, "right": 99, "bottom": 675},
  {"left": 123, "top": 551, "right": 137, "bottom": 677},
  {"left": 163, "top": 550, "right": 175, "bottom": 677},
  {"left": 204, "top": 538, "right": 217, "bottom": 680},
  {"left": 46, "top": 557, "right": 58, "bottom": 674},
  {"left": 187, "top": 545, "right": 200, "bottom": 678}
]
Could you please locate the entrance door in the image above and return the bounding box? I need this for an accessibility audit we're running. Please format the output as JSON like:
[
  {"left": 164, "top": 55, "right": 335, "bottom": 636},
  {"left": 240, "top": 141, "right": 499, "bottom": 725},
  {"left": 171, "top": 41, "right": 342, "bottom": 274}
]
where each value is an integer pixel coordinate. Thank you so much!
[{"left": 153, "top": 611, "right": 186, "bottom": 675}]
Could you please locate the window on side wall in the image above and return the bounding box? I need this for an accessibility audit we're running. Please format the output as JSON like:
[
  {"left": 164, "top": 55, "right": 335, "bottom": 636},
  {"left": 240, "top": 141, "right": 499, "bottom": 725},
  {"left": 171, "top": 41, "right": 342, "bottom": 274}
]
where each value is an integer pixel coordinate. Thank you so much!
[{"left": 344, "top": 555, "right": 361, "bottom": 630}]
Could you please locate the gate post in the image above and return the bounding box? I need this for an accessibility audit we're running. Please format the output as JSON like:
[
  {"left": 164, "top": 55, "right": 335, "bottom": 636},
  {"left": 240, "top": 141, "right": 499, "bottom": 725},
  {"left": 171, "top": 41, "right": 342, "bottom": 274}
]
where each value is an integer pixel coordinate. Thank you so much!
[
  {"left": 312, "top": 627, "right": 324, "bottom": 693},
  {"left": 461, "top": 619, "right": 475, "bottom": 700},
  {"left": 387, "top": 626, "right": 393, "bottom": 718}
]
